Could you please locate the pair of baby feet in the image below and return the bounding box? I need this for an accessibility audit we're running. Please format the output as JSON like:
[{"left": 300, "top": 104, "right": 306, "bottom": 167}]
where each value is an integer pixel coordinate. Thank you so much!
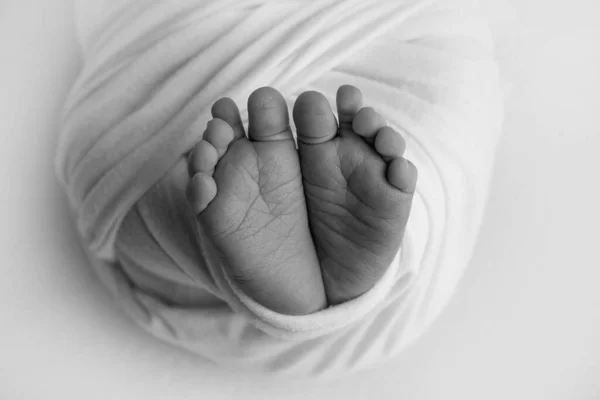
[{"left": 186, "top": 85, "right": 417, "bottom": 315}]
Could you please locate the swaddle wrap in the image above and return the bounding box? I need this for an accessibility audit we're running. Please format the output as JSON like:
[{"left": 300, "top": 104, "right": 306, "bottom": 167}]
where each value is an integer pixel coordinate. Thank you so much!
[{"left": 56, "top": 0, "right": 504, "bottom": 376}]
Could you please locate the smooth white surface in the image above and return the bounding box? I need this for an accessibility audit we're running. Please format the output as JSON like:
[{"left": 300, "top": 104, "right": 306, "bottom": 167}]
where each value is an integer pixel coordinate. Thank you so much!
[{"left": 1, "top": 1, "right": 599, "bottom": 399}]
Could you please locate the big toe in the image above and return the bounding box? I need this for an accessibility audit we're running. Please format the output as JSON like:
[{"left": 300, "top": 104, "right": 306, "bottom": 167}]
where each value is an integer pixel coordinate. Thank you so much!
[
  {"left": 247, "top": 87, "right": 293, "bottom": 142},
  {"left": 293, "top": 91, "right": 338, "bottom": 145}
]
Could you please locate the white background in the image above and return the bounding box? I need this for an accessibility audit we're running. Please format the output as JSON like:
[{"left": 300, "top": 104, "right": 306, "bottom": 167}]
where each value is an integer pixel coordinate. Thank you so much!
[{"left": 1, "top": 1, "right": 599, "bottom": 399}]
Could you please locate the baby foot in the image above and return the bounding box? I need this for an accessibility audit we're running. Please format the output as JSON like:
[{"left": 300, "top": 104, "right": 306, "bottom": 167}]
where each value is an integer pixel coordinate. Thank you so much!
[
  {"left": 293, "top": 85, "right": 418, "bottom": 305},
  {"left": 187, "top": 87, "right": 326, "bottom": 315}
]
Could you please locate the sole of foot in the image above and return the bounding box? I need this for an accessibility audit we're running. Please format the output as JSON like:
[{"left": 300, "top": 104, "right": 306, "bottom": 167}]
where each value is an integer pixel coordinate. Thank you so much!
[
  {"left": 187, "top": 87, "right": 326, "bottom": 315},
  {"left": 293, "top": 84, "right": 418, "bottom": 305}
]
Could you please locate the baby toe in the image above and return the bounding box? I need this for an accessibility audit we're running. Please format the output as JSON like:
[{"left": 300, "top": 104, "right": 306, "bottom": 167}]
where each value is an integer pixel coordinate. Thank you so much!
[
  {"left": 247, "top": 87, "right": 293, "bottom": 142},
  {"left": 336, "top": 85, "right": 363, "bottom": 132},
  {"left": 211, "top": 97, "right": 246, "bottom": 140},
  {"left": 187, "top": 172, "right": 218, "bottom": 215},
  {"left": 188, "top": 140, "right": 218, "bottom": 177},
  {"left": 293, "top": 90, "right": 338, "bottom": 145},
  {"left": 204, "top": 118, "right": 235, "bottom": 157},
  {"left": 374, "top": 126, "right": 406, "bottom": 161},
  {"left": 352, "top": 107, "right": 386, "bottom": 143},
  {"left": 387, "top": 157, "right": 418, "bottom": 194}
]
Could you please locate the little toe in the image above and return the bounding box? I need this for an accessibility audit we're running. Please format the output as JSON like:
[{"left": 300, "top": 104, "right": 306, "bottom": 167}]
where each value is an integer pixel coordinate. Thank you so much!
[
  {"left": 187, "top": 172, "right": 218, "bottom": 214},
  {"left": 352, "top": 107, "right": 387, "bottom": 143},
  {"left": 247, "top": 87, "right": 294, "bottom": 142},
  {"left": 211, "top": 97, "right": 246, "bottom": 140},
  {"left": 203, "top": 118, "right": 235, "bottom": 158},
  {"left": 388, "top": 157, "right": 418, "bottom": 194},
  {"left": 336, "top": 85, "right": 363, "bottom": 132},
  {"left": 374, "top": 126, "right": 406, "bottom": 161},
  {"left": 188, "top": 140, "right": 218, "bottom": 177},
  {"left": 293, "top": 90, "right": 338, "bottom": 145}
]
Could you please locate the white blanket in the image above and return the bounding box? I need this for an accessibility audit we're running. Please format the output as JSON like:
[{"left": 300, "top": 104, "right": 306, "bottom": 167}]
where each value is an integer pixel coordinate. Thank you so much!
[{"left": 55, "top": 0, "right": 504, "bottom": 377}]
